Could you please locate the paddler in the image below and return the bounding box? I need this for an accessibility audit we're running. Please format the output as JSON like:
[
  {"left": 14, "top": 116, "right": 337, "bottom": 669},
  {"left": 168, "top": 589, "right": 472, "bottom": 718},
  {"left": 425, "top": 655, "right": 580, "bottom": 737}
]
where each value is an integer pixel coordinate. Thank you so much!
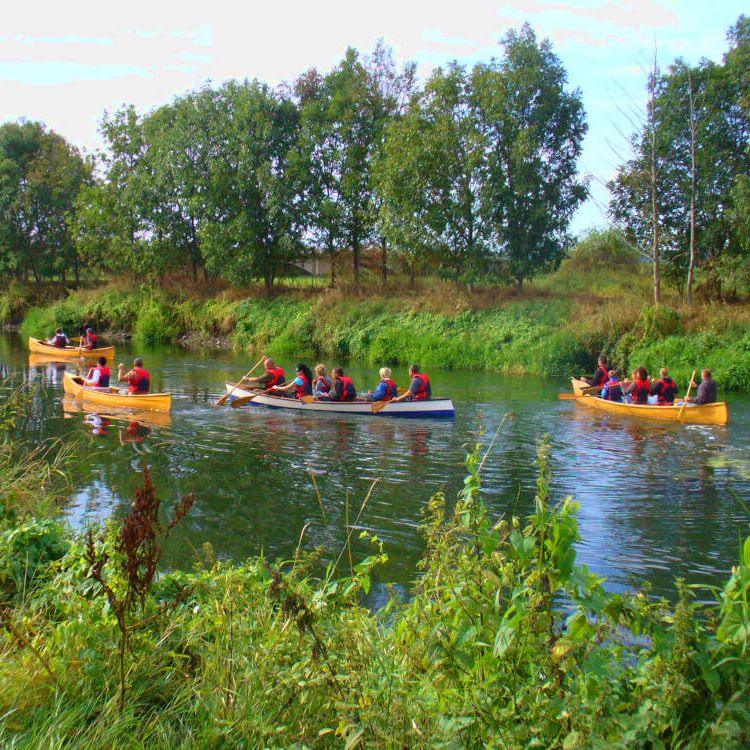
[
  {"left": 391, "top": 364, "right": 431, "bottom": 402},
  {"left": 46, "top": 328, "right": 70, "bottom": 348},
  {"left": 268, "top": 363, "right": 313, "bottom": 399},
  {"left": 84, "top": 356, "right": 111, "bottom": 388},
  {"left": 600, "top": 368, "right": 623, "bottom": 402},
  {"left": 584, "top": 355, "right": 609, "bottom": 388},
  {"left": 330, "top": 367, "right": 357, "bottom": 401},
  {"left": 650, "top": 367, "right": 678, "bottom": 405},
  {"left": 83, "top": 327, "right": 99, "bottom": 350},
  {"left": 625, "top": 367, "right": 650, "bottom": 404},
  {"left": 244, "top": 357, "right": 285, "bottom": 390},
  {"left": 367, "top": 367, "right": 398, "bottom": 402},
  {"left": 118, "top": 357, "right": 150, "bottom": 394},
  {"left": 688, "top": 369, "right": 718, "bottom": 405}
]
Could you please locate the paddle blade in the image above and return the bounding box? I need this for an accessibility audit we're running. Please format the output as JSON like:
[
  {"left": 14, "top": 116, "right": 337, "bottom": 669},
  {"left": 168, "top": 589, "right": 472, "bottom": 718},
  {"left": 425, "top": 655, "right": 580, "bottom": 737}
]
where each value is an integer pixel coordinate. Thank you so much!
[
  {"left": 216, "top": 393, "right": 230, "bottom": 406},
  {"left": 371, "top": 400, "right": 391, "bottom": 413},
  {"left": 299, "top": 395, "right": 315, "bottom": 403},
  {"left": 230, "top": 395, "right": 256, "bottom": 408},
  {"left": 558, "top": 393, "right": 580, "bottom": 400}
]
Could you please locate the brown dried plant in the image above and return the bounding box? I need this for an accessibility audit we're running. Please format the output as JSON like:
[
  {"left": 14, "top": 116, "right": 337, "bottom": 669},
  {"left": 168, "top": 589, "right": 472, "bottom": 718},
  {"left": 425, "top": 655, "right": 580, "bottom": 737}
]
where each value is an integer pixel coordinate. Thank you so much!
[{"left": 85, "top": 465, "right": 195, "bottom": 711}]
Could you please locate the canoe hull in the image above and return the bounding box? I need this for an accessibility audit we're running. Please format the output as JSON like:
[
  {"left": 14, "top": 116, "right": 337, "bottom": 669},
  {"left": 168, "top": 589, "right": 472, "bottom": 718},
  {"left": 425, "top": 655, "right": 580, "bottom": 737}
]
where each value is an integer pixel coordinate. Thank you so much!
[
  {"left": 29, "top": 337, "right": 114, "bottom": 360},
  {"left": 63, "top": 371, "right": 172, "bottom": 411},
  {"left": 575, "top": 394, "right": 728, "bottom": 426},
  {"left": 225, "top": 384, "right": 455, "bottom": 418}
]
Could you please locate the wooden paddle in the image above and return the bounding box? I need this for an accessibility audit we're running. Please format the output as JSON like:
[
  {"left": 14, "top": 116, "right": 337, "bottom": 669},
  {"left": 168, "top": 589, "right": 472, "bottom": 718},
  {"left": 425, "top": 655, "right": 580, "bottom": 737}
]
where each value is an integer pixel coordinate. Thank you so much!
[
  {"left": 678, "top": 369, "right": 697, "bottom": 422},
  {"left": 231, "top": 392, "right": 316, "bottom": 408},
  {"left": 371, "top": 398, "right": 393, "bottom": 413},
  {"left": 216, "top": 355, "right": 266, "bottom": 406},
  {"left": 558, "top": 393, "right": 581, "bottom": 400}
]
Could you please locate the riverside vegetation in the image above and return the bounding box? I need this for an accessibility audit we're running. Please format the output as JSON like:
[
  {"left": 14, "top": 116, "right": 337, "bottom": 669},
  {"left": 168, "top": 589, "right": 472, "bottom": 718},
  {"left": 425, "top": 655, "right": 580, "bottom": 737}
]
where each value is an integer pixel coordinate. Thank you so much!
[
  {"left": 7, "top": 231, "right": 750, "bottom": 392},
  {"left": 1, "top": 384, "right": 750, "bottom": 748}
]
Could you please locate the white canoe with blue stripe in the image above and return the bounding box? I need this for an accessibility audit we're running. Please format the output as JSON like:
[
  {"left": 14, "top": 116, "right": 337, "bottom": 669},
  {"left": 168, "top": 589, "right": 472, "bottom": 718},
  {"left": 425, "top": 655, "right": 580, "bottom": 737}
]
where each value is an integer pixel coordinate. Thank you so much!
[{"left": 225, "top": 384, "right": 455, "bottom": 418}]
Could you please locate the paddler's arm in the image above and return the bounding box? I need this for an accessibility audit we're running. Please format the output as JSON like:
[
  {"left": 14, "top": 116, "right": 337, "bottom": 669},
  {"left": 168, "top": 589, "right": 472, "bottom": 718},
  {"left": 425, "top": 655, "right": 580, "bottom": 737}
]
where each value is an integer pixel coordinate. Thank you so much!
[{"left": 117, "top": 363, "right": 134, "bottom": 383}]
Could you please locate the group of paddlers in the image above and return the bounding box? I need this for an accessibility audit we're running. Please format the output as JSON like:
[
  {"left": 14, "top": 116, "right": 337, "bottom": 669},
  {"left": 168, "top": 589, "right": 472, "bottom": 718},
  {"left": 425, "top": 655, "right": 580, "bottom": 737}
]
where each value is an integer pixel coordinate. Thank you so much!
[
  {"left": 47, "top": 327, "right": 151, "bottom": 395},
  {"left": 46, "top": 327, "right": 99, "bottom": 350},
  {"left": 585, "top": 355, "right": 718, "bottom": 405},
  {"left": 240, "top": 357, "right": 432, "bottom": 402}
]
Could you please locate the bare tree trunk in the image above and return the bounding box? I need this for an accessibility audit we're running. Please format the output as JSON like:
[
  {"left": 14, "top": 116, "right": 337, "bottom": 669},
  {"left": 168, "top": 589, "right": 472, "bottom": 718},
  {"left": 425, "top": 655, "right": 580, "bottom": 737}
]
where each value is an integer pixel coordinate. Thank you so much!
[
  {"left": 352, "top": 240, "right": 360, "bottom": 293},
  {"left": 686, "top": 68, "right": 698, "bottom": 305},
  {"left": 381, "top": 238, "right": 387, "bottom": 285},
  {"left": 649, "top": 48, "right": 661, "bottom": 305}
]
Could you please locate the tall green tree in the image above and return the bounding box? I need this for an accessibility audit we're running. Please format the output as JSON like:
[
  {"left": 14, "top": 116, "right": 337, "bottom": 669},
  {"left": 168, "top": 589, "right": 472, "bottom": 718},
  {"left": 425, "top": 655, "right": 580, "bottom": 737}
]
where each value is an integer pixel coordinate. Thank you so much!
[
  {"left": 198, "top": 80, "right": 303, "bottom": 291},
  {"left": 376, "top": 63, "right": 488, "bottom": 282},
  {"left": 0, "top": 122, "right": 89, "bottom": 283},
  {"left": 473, "top": 24, "right": 588, "bottom": 288},
  {"left": 296, "top": 48, "right": 385, "bottom": 290}
]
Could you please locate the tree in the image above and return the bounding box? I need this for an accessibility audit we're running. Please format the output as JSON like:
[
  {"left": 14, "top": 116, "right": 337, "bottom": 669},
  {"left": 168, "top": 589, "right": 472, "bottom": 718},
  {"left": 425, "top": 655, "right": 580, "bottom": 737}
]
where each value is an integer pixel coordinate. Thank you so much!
[
  {"left": 198, "top": 80, "right": 303, "bottom": 291},
  {"left": 295, "top": 48, "right": 385, "bottom": 290},
  {"left": 0, "top": 122, "right": 89, "bottom": 283},
  {"left": 376, "top": 63, "right": 489, "bottom": 283},
  {"left": 473, "top": 24, "right": 588, "bottom": 288}
]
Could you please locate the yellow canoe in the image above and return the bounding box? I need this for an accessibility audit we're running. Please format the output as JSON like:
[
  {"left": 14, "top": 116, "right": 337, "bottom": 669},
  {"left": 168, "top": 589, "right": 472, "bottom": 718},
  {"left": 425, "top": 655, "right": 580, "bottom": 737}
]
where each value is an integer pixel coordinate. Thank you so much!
[
  {"left": 571, "top": 377, "right": 601, "bottom": 395},
  {"left": 63, "top": 371, "right": 172, "bottom": 412},
  {"left": 573, "top": 393, "right": 728, "bottom": 426},
  {"left": 29, "top": 336, "right": 115, "bottom": 360}
]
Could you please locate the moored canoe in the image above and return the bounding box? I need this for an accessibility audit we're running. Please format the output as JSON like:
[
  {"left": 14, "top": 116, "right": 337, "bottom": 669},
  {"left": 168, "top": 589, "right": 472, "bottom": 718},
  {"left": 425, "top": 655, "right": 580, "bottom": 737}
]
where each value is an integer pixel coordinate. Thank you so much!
[
  {"left": 573, "top": 393, "right": 728, "bottom": 426},
  {"left": 225, "top": 383, "right": 455, "bottom": 418},
  {"left": 29, "top": 337, "right": 115, "bottom": 360},
  {"left": 63, "top": 371, "right": 172, "bottom": 412}
]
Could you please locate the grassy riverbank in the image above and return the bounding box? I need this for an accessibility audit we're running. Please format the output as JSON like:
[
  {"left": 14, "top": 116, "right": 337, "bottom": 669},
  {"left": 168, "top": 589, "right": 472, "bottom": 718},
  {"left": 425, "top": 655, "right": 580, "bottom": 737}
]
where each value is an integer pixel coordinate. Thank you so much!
[
  {"left": 5, "top": 252, "right": 750, "bottom": 390},
  {"left": 2, "top": 380, "right": 749, "bottom": 748}
]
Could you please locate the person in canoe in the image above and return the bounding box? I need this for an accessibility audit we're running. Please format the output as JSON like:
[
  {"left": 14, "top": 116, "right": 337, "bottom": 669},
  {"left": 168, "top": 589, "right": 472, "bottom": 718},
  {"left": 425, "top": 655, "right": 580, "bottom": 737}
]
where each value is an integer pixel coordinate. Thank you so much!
[
  {"left": 312, "top": 364, "right": 332, "bottom": 397},
  {"left": 118, "top": 358, "right": 150, "bottom": 394},
  {"left": 268, "top": 363, "right": 313, "bottom": 399},
  {"left": 688, "top": 369, "right": 718, "bottom": 405},
  {"left": 367, "top": 367, "right": 398, "bottom": 402},
  {"left": 244, "top": 357, "right": 285, "bottom": 390},
  {"left": 329, "top": 367, "right": 357, "bottom": 401},
  {"left": 83, "top": 327, "right": 99, "bottom": 350},
  {"left": 84, "top": 356, "right": 111, "bottom": 388},
  {"left": 391, "top": 364, "right": 431, "bottom": 402},
  {"left": 600, "top": 368, "right": 623, "bottom": 402},
  {"left": 46, "top": 328, "right": 70, "bottom": 348},
  {"left": 625, "top": 367, "right": 650, "bottom": 404},
  {"left": 650, "top": 368, "right": 678, "bottom": 405},
  {"left": 584, "top": 355, "right": 609, "bottom": 388}
]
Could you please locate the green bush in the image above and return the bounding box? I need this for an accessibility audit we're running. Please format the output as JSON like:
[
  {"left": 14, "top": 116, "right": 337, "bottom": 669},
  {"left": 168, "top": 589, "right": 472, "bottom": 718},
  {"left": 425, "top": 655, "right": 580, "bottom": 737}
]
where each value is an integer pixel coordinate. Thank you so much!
[
  {"left": 0, "top": 518, "right": 68, "bottom": 601},
  {"left": 134, "top": 300, "right": 181, "bottom": 344}
]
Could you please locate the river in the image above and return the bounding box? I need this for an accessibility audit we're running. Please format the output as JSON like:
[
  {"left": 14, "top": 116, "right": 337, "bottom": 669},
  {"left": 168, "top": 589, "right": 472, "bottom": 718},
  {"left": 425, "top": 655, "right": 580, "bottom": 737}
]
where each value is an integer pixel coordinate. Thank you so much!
[{"left": 3, "top": 331, "right": 749, "bottom": 602}]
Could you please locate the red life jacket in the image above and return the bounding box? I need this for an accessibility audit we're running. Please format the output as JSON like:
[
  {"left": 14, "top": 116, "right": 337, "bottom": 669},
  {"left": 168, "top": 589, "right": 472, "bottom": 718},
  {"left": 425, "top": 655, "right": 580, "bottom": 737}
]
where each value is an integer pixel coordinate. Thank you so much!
[
  {"left": 53, "top": 333, "right": 67, "bottom": 348},
  {"left": 603, "top": 378, "right": 622, "bottom": 401},
  {"left": 631, "top": 378, "right": 650, "bottom": 404},
  {"left": 592, "top": 365, "right": 609, "bottom": 387},
  {"left": 95, "top": 365, "right": 110, "bottom": 388},
  {"left": 85, "top": 333, "right": 98, "bottom": 350},
  {"left": 294, "top": 372, "right": 312, "bottom": 398},
  {"left": 313, "top": 376, "right": 330, "bottom": 393},
  {"left": 655, "top": 377, "right": 677, "bottom": 404},
  {"left": 266, "top": 366, "right": 285, "bottom": 388},
  {"left": 128, "top": 367, "right": 150, "bottom": 394},
  {"left": 382, "top": 378, "right": 398, "bottom": 401},
  {"left": 412, "top": 373, "right": 431, "bottom": 400},
  {"left": 338, "top": 375, "right": 356, "bottom": 401}
]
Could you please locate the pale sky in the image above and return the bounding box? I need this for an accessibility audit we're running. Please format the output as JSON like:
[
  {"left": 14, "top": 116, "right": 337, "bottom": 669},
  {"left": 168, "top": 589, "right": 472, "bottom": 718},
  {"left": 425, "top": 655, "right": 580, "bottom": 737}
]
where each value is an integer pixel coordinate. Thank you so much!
[{"left": 1, "top": 0, "right": 746, "bottom": 233}]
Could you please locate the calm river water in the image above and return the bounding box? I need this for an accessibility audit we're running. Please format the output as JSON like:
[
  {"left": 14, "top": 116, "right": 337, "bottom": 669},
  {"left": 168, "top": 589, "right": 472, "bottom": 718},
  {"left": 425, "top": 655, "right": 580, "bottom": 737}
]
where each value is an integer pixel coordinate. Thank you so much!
[{"left": 3, "top": 332, "right": 749, "bottom": 602}]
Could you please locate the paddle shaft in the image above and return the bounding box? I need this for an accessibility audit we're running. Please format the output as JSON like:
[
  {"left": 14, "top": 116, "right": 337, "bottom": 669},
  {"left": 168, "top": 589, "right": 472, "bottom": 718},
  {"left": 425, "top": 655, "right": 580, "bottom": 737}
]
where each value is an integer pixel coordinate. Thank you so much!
[
  {"left": 678, "top": 369, "right": 698, "bottom": 422},
  {"left": 216, "top": 355, "right": 266, "bottom": 406}
]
